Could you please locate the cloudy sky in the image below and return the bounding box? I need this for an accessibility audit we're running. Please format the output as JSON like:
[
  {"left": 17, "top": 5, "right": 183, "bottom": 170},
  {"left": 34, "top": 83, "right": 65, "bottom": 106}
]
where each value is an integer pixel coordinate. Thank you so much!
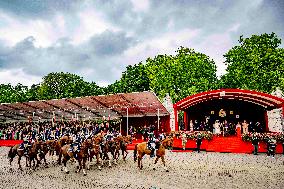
[{"left": 0, "top": 0, "right": 283, "bottom": 87}]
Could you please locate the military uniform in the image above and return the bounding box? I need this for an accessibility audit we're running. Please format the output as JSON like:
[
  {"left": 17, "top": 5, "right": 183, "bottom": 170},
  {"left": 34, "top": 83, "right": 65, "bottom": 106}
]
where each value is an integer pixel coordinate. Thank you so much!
[
  {"left": 70, "top": 134, "right": 82, "bottom": 158},
  {"left": 251, "top": 134, "right": 259, "bottom": 155},
  {"left": 147, "top": 131, "right": 156, "bottom": 158},
  {"left": 196, "top": 133, "right": 202, "bottom": 153},
  {"left": 20, "top": 136, "right": 32, "bottom": 155}
]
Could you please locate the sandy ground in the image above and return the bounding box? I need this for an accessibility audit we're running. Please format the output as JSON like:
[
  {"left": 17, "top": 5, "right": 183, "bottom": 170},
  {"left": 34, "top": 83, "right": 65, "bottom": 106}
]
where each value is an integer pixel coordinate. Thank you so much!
[{"left": 0, "top": 147, "right": 284, "bottom": 189}]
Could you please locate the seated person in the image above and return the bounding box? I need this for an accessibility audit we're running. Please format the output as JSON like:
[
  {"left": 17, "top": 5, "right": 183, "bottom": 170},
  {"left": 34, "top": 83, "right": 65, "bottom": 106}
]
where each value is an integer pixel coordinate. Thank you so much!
[
  {"left": 19, "top": 136, "right": 32, "bottom": 155},
  {"left": 70, "top": 134, "right": 82, "bottom": 158},
  {"left": 147, "top": 131, "right": 159, "bottom": 158}
]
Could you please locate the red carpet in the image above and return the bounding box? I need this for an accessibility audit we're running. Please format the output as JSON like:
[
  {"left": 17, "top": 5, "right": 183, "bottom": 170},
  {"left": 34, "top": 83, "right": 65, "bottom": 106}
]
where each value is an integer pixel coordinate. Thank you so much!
[
  {"left": 0, "top": 140, "right": 23, "bottom": 147},
  {"left": 1, "top": 137, "right": 283, "bottom": 154}
]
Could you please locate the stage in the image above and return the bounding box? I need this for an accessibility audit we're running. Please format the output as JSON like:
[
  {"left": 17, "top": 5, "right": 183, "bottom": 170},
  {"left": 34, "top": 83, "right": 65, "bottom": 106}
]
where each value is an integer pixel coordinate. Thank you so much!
[{"left": 1, "top": 136, "right": 283, "bottom": 154}]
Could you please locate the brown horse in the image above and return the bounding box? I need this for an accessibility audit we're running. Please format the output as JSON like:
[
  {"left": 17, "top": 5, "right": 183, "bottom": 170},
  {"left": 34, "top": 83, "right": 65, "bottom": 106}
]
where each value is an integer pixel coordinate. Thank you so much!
[
  {"left": 59, "top": 139, "right": 92, "bottom": 175},
  {"left": 60, "top": 135, "right": 73, "bottom": 146},
  {"left": 8, "top": 142, "right": 40, "bottom": 170},
  {"left": 134, "top": 137, "right": 173, "bottom": 172},
  {"left": 114, "top": 135, "right": 131, "bottom": 161},
  {"left": 46, "top": 139, "right": 63, "bottom": 162},
  {"left": 88, "top": 135, "right": 103, "bottom": 170},
  {"left": 36, "top": 141, "right": 49, "bottom": 167},
  {"left": 101, "top": 139, "right": 117, "bottom": 167}
]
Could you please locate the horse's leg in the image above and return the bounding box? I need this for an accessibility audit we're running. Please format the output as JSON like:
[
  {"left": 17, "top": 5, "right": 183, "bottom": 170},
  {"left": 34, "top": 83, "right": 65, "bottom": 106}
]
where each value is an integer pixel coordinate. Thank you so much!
[
  {"left": 75, "top": 159, "right": 81, "bottom": 173},
  {"left": 107, "top": 153, "right": 111, "bottom": 167},
  {"left": 9, "top": 156, "right": 13, "bottom": 166},
  {"left": 112, "top": 151, "right": 117, "bottom": 165},
  {"left": 97, "top": 154, "right": 102, "bottom": 170},
  {"left": 153, "top": 156, "right": 160, "bottom": 170},
  {"left": 82, "top": 158, "right": 87, "bottom": 176},
  {"left": 43, "top": 154, "right": 48, "bottom": 167},
  {"left": 138, "top": 154, "right": 143, "bottom": 170},
  {"left": 161, "top": 156, "right": 169, "bottom": 172},
  {"left": 58, "top": 151, "right": 62, "bottom": 165},
  {"left": 18, "top": 156, "right": 22, "bottom": 170},
  {"left": 62, "top": 157, "right": 69, "bottom": 174}
]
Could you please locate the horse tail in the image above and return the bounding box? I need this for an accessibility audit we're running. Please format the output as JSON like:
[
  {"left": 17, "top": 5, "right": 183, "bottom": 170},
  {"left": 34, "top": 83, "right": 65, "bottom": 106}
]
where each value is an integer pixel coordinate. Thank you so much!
[
  {"left": 8, "top": 146, "right": 14, "bottom": 158},
  {"left": 134, "top": 144, "right": 138, "bottom": 162}
]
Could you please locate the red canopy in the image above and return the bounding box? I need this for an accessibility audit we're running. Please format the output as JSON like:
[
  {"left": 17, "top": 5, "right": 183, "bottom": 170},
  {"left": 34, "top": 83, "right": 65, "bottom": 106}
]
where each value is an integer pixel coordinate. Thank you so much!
[
  {"left": 174, "top": 89, "right": 284, "bottom": 111},
  {"left": 0, "top": 91, "right": 169, "bottom": 122}
]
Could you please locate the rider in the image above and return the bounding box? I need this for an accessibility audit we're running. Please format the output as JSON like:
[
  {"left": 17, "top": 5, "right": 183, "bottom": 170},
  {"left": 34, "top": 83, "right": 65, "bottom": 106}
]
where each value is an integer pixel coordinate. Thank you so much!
[
  {"left": 70, "top": 132, "right": 82, "bottom": 159},
  {"left": 147, "top": 130, "right": 156, "bottom": 158},
  {"left": 20, "top": 135, "right": 32, "bottom": 155}
]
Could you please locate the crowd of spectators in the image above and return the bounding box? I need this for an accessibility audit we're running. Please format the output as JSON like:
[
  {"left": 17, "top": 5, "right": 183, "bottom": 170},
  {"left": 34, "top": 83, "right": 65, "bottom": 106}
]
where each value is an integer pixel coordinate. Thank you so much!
[{"left": 0, "top": 120, "right": 121, "bottom": 140}]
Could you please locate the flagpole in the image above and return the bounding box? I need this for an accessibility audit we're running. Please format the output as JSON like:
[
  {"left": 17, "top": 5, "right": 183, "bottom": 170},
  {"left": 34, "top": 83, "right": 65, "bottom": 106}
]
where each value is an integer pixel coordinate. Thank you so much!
[
  {"left": 158, "top": 108, "right": 160, "bottom": 134},
  {"left": 127, "top": 107, "right": 129, "bottom": 136}
]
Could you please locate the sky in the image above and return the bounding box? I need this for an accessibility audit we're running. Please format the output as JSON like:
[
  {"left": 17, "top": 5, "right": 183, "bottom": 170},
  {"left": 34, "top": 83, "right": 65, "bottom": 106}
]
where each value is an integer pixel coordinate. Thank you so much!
[{"left": 0, "top": 0, "right": 283, "bottom": 87}]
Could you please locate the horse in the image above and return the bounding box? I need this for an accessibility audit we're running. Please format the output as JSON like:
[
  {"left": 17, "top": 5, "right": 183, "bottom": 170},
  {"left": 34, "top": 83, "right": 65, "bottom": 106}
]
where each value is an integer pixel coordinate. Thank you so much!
[
  {"left": 88, "top": 135, "right": 103, "bottom": 170},
  {"left": 59, "top": 139, "right": 92, "bottom": 175},
  {"left": 134, "top": 137, "right": 173, "bottom": 172},
  {"left": 114, "top": 135, "right": 131, "bottom": 161},
  {"left": 60, "top": 135, "right": 73, "bottom": 146},
  {"left": 36, "top": 141, "right": 49, "bottom": 167},
  {"left": 8, "top": 144, "right": 29, "bottom": 170},
  {"left": 8, "top": 142, "right": 40, "bottom": 170},
  {"left": 101, "top": 139, "right": 117, "bottom": 167}
]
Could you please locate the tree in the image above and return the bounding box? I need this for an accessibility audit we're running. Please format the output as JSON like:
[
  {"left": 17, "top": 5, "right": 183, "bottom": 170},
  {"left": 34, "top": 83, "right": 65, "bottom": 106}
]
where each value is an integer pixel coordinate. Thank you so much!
[
  {"left": 104, "top": 63, "right": 150, "bottom": 94},
  {"left": 0, "top": 83, "right": 29, "bottom": 103},
  {"left": 38, "top": 72, "right": 101, "bottom": 99},
  {"left": 145, "top": 47, "right": 218, "bottom": 103},
  {"left": 220, "top": 33, "right": 284, "bottom": 93}
]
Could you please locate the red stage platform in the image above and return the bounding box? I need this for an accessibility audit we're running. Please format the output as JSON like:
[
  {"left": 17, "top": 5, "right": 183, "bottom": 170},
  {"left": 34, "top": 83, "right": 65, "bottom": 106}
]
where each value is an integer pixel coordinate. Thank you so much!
[
  {"left": 127, "top": 136, "right": 283, "bottom": 154},
  {"left": 1, "top": 137, "right": 283, "bottom": 154}
]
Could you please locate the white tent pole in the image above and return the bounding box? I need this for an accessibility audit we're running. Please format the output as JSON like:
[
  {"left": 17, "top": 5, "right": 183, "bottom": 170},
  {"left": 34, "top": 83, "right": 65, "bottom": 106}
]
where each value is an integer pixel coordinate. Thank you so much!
[
  {"left": 158, "top": 108, "right": 160, "bottom": 134},
  {"left": 127, "top": 107, "right": 129, "bottom": 136}
]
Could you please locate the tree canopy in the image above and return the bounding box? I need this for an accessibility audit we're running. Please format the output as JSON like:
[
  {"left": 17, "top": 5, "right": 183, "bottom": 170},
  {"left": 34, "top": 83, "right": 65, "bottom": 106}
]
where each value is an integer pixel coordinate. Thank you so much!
[
  {"left": 145, "top": 47, "right": 218, "bottom": 103},
  {"left": 220, "top": 33, "right": 284, "bottom": 93}
]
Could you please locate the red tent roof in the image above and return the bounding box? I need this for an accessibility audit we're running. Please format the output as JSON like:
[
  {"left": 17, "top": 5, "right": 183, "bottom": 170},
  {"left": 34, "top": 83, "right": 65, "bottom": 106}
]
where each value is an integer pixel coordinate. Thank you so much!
[
  {"left": 174, "top": 89, "right": 284, "bottom": 110},
  {"left": 0, "top": 91, "right": 169, "bottom": 122}
]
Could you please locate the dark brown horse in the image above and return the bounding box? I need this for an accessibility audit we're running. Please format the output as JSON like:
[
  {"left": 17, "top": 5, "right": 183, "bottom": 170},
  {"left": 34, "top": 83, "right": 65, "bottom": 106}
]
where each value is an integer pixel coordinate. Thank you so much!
[
  {"left": 101, "top": 139, "right": 118, "bottom": 167},
  {"left": 37, "top": 141, "right": 49, "bottom": 167},
  {"left": 134, "top": 137, "right": 173, "bottom": 172},
  {"left": 59, "top": 139, "right": 92, "bottom": 175},
  {"left": 8, "top": 142, "right": 40, "bottom": 170},
  {"left": 114, "top": 135, "right": 131, "bottom": 161}
]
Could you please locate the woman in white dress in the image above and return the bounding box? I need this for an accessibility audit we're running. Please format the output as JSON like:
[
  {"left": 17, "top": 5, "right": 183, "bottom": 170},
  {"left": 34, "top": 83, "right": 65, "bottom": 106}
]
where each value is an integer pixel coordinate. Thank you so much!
[
  {"left": 214, "top": 120, "right": 221, "bottom": 136},
  {"left": 189, "top": 120, "right": 194, "bottom": 132}
]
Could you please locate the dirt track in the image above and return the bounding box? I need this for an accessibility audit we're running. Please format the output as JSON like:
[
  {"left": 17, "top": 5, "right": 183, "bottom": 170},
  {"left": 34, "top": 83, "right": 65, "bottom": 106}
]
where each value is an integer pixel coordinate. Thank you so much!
[{"left": 0, "top": 147, "right": 284, "bottom": 189}]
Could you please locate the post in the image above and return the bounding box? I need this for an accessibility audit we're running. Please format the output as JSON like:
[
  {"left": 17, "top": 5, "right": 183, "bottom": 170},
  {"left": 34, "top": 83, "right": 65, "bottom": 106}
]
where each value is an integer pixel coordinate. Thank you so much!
[
  {"left": 174, "top": 108, "right": 178, "bottom": 131},
  {"left": 126, "top": 107, "right": 128, "bottom": 136},
  {"left": 158, "top": 108, "right": 160, "bottom": 134}
]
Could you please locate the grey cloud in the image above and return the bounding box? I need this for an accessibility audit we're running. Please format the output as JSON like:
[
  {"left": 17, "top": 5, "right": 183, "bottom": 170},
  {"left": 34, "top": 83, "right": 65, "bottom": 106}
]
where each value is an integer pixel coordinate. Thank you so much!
[
  {"left": 88, "top": 30, "right": 136, "bottom": 56},
  {"left": 0, "top": 0, "right": 80, "bottom": 19},
  {"left": 0, "top": 30, "right": 136, "bottom": 84}
]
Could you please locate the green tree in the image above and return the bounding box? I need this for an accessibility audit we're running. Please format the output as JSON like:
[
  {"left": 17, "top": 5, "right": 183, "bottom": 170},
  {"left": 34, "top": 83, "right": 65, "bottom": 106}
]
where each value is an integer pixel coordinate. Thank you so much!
[
  {"left": 105, "top": 63, "right": 150, "bottom": 94},
  {"left": 145, "top": 47, "right": 218, "bottom": 103},
  {"left": 38, "top": 72, "right": 101, "bottom": 99},
  {"left": 0, "top": 83, "right": 29, "bottom": 103},
  {"left": 220, "top": 33, "right": 284, "bottom": 93}
]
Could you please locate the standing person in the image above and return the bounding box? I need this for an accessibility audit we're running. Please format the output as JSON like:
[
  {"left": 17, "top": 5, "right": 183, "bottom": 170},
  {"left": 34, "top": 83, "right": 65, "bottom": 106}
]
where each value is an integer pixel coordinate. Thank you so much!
[
  {"left": 242, "top": 120, "right": 249, "bottom": 134},
  {"left": 189, "top": 120, "right": 194, "bottom": 132},
  {"left": 251, "top": 133, "right": 259, "bottom": 155},
  {"left": 269, "top": 139, "right": 277, "bottom": 158},
  {"left": 196, "top": 133, "right": 202, "bottom": 153},
  {"left": 181, "top": 132, "right": 187, "bottom": 150}
]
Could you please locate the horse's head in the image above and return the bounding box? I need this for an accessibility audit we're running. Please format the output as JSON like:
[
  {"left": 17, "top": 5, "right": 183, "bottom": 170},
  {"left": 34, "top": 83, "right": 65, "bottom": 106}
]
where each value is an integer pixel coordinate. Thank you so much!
[{"left": 162, "top": 138, "right": 173, "bottom": 149}]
